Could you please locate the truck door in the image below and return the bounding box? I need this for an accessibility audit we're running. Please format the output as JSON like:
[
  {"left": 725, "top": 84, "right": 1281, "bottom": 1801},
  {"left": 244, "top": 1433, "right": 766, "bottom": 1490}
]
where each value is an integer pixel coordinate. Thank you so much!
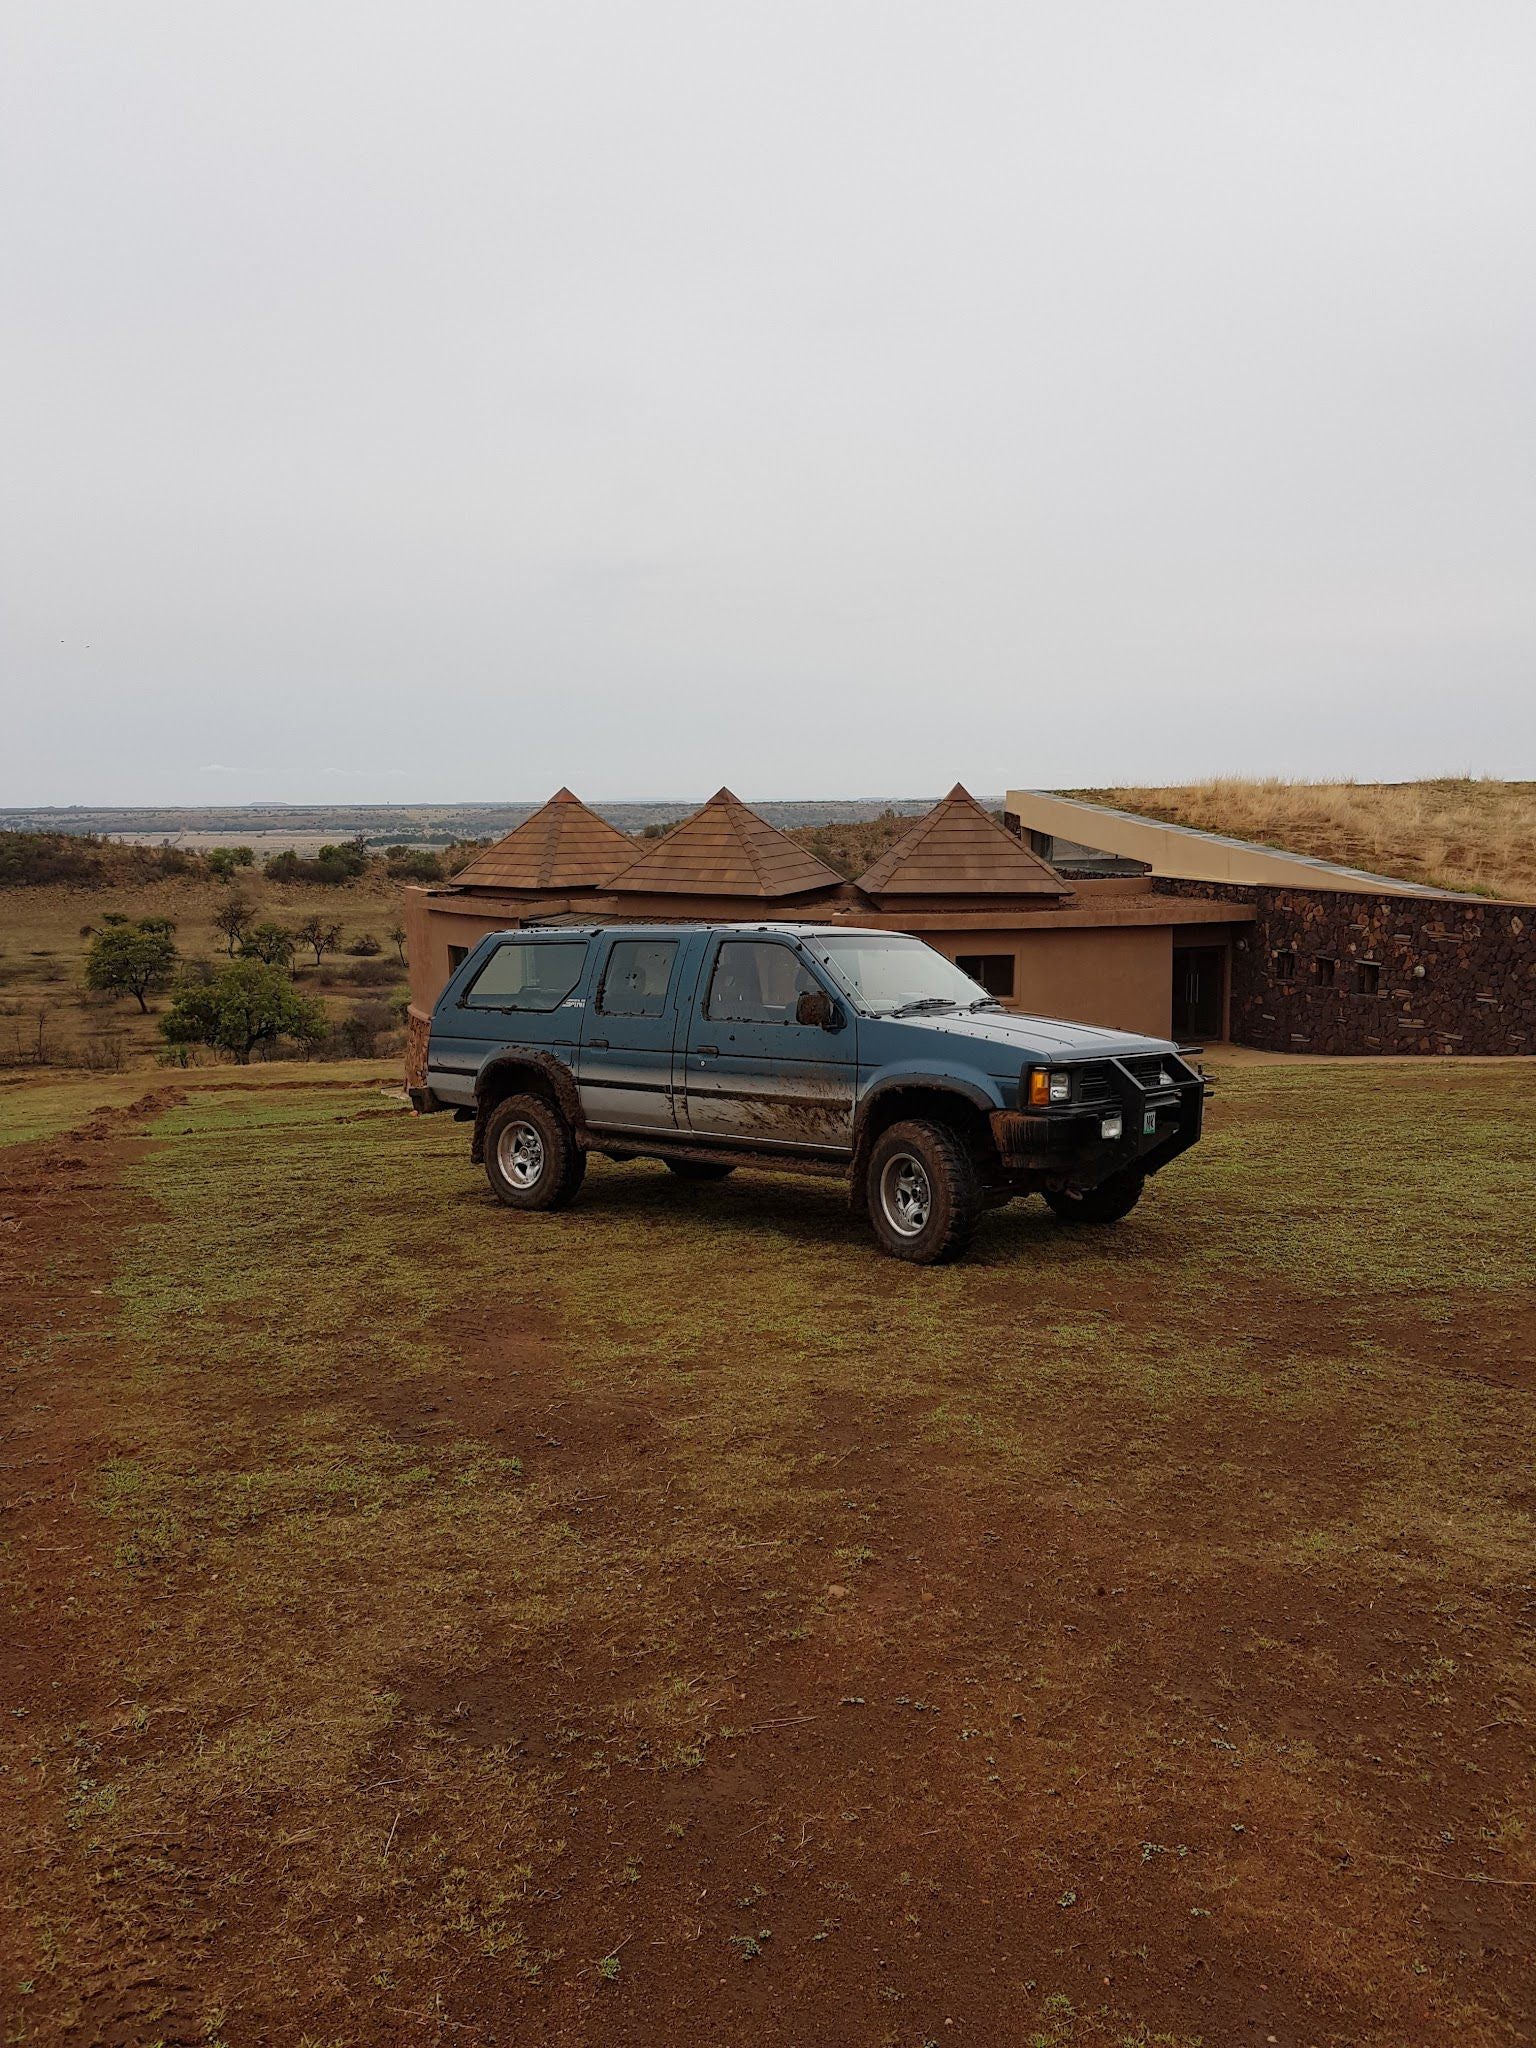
[
  {"left": 576, "top": 933, "right": 685, "bottom": 1132},
  {"left": 683, "top": 936, "right": 856, "bottom": 1151}
]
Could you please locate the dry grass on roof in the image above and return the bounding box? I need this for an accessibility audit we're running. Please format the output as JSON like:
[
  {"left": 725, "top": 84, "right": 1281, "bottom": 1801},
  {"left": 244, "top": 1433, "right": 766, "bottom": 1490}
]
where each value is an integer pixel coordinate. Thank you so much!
[{"left": 1070, "top": 777, "right": 1536, "bottom": 901}]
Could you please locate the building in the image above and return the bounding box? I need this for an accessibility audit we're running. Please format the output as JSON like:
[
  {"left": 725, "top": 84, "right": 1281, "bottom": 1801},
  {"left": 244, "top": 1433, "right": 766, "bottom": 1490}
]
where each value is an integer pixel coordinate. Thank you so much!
[
  {"left": 1004, "top": 789, "right": 1534, "bottom": 1057},
  {"left": 401, "top": 784, "right": 1533, "bottom": 1084}
]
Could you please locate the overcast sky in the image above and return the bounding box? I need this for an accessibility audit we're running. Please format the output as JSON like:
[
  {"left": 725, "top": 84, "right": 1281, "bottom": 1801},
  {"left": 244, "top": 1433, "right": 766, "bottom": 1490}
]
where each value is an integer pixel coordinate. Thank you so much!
[{"left": 3, "top": 2, "right": 1534, "bottom": 805}]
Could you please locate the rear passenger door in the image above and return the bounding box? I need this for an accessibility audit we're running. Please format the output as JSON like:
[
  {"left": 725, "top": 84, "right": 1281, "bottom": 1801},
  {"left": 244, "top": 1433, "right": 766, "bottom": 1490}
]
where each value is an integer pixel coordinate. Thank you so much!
[
  {"left": 576, "top": 934, "right": 684, "bottom": 1132},
  {"left": 682, "top": 937, "right": 856, "bottom": 1152}
]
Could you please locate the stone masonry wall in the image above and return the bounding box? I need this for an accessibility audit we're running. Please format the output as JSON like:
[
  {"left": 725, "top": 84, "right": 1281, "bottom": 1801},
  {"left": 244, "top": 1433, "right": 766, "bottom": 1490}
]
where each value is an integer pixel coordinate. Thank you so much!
[{"left": 1162, "top": 880, "right": 1535, "bottom": 1055}]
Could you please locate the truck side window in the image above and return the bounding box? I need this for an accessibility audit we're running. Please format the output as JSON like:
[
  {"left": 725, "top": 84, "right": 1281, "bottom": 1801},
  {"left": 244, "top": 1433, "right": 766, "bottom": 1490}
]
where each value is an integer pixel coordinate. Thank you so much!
[
  {"left": 598, "top": 939, "right": 677, "bottom": 1018},
  {"left": 706, "top": 941, "right": 821, "bottom": 1024},
  {"left": 462, "top": 939, "right": 587, "bottom": 1012}
]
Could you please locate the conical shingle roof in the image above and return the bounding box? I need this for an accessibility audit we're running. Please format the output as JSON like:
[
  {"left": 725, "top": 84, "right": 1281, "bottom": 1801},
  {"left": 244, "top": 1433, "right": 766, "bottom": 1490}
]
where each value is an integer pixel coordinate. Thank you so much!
[
  {"left": 451, "top": 788, "right": 636, "bottom": 890},
  {"left": 856, "top": 785, "right": 1068, "bottom": 898},
  {"left": 608, "top": 789, "right": 844, "bottom": 898}
]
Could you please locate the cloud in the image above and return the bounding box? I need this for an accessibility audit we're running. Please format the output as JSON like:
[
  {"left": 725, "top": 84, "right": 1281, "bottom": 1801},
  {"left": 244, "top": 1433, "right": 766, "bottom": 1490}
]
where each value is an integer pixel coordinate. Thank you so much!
[{"left": 198, "top": 763, "right": 239, "bottom": 773}]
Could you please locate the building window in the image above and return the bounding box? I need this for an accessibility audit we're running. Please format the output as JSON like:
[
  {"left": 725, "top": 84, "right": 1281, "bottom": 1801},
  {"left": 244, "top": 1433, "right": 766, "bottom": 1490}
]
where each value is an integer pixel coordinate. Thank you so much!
[
  {"left": 447, "top": 945, "right": 468, "bottom": 974},
  {"left": 956, "top": 953, "right": 1016, "bottom": 998},
  {"left": 1273, "top": 949, "right": 1296, "bottom": 982},
  {"left": 1315, "top": 956, "right": 1336, "bottom": 988},
  {"left": 1356, "top": 961, "right": 1381, "bottom": 996}
]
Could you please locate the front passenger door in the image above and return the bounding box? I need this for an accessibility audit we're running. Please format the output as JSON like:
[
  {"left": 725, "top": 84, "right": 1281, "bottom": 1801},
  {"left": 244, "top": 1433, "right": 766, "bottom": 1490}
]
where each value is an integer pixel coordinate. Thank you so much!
[{"left": 683, "top": 938, "right": 855, "bottom": 1152}]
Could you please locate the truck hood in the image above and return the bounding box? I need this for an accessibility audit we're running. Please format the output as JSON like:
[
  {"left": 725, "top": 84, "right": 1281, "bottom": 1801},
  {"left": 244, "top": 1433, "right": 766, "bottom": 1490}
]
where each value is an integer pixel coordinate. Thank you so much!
[{"left": 874, "top": 1008, "right": 1179, "bottom": 1066}]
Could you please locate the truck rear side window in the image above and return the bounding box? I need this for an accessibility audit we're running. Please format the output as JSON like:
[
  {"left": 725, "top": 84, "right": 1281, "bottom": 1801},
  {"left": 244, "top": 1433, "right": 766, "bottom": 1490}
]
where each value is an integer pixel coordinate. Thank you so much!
[
  {"left": 463, "top": 939, "right": 587, "bottom": 1012},
  {"left": 599, "top": 939, "right": 677, "bottom": 1017}
]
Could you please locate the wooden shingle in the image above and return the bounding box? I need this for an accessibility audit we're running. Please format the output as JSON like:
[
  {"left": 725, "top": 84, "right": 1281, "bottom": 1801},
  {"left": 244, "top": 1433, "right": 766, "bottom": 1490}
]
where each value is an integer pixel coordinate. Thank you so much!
[
  {"left": 608, "top": 789, "right": 844, "bottom": 898},
  {"left": 451, "top": 788, "right": 636, "bottom": 891},
  {"left": 857, "top": 785, "right": 1069, "bottom": 899}
]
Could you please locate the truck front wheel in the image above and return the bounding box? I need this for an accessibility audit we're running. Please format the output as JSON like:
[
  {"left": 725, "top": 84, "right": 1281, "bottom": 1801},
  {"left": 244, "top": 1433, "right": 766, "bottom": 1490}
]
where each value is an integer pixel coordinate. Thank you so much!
[
  {"left": 866, "top": 1119, "right": 981, "bottom": 1265},
  {"left": 483, "top": 1094, "right": 586, "bottom": 1211},
  {"left": 1044, "top": 1169, "right": 1145, "bottom": 1226}
]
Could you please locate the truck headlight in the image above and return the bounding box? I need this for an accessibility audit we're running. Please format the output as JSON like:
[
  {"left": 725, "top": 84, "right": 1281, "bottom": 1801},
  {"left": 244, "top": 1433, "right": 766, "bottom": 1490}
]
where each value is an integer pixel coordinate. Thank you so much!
[{"left": 1027, "top": 1067, "right": 1072, "bottom": 1107}]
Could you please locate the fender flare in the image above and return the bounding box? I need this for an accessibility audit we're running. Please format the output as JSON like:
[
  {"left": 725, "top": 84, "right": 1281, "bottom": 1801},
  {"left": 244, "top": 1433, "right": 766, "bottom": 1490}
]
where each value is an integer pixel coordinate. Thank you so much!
[
  {"left": 472, "top": 1050, "right": 587, "bottom": 1162},
  {"left": 848, "top": 1069, "right": 1004, "bottom": 1201}
]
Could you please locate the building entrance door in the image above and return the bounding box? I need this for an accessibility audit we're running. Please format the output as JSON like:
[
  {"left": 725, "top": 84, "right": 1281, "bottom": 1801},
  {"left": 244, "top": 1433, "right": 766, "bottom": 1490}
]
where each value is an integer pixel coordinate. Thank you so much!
[{"left": 1173, "top": 945, "right": 1225, "bottom": 1040}]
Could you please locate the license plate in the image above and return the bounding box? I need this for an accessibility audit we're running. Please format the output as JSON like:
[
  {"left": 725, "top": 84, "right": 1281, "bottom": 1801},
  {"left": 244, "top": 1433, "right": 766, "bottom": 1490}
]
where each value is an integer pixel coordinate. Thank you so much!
[{"left": 1143, "top": 1108, "right": 1158, "bottom": 1136}]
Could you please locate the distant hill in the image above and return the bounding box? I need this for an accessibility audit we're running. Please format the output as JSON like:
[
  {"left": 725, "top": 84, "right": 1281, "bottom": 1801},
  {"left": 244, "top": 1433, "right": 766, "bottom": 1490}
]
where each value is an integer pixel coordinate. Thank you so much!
[
  {"left": 0, "top": 796, "right": 959, "bottom": 858},
  {"left": 1068, "top": 779, "right": 1536, "bottom": 901}
]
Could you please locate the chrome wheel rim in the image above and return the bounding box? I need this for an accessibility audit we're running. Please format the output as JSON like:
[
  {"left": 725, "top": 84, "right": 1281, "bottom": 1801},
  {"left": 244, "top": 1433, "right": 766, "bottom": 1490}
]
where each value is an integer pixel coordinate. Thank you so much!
[
  {"left": 879, "top": 1151, "right": 932, "bottom": 1237},
  {"left": 497, "top": 1119, "right": 545, "bottom": 1189}
]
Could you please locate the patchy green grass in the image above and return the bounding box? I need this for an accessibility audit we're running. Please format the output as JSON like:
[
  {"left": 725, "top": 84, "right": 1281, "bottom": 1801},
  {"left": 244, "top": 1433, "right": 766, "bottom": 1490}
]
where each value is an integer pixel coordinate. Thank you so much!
[{"left": 2, "top": 1058, "right": 1533, "bottom": 2046}]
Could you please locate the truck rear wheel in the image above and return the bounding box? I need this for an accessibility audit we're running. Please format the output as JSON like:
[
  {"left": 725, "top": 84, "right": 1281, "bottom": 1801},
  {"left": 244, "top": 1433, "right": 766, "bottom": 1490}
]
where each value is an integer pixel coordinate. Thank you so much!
[
  {"left": 1044, "top": 1169, "right": 1145, "bottom": 1226},
  {"left": 484, "top": 1094, "right": 586, "bottom": 1211},
  {"left": 866, "top": 1119, "right": 981, "bottom": 1265}
]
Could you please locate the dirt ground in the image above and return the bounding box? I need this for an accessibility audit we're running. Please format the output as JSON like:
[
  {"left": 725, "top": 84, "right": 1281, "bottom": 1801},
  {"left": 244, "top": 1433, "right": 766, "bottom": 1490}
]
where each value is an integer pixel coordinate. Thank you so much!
[{"left": 2, "top": 1059, "right": 1534, "bottom": 2047}]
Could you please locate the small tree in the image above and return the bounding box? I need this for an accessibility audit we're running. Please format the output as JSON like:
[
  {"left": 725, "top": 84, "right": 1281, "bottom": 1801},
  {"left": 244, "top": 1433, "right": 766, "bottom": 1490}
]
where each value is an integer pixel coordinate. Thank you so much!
[
  {"left": 161, "top": 960, "right": 329, "bottom": 1064},
  {"left": 212, "top": 892, "right": 256, "bottom": 956},
  {"left": 241, "top": 920, "right": 296, "bottom": 968},
  {"left": 387, "top": 922, "right": 408, "bottom": 964},
  {"left": 295, "top": 915, "right": 343, "bottom": 969},
  {"left": 83, "top": 917, "right": 179, "bottom": 1013}
]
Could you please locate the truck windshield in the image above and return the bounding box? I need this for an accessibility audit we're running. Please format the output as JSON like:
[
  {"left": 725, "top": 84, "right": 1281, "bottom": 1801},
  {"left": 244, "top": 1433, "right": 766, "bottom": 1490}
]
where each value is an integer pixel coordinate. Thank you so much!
[{"left": 812, "top": 935, "right": 990, "bottom": 1016}]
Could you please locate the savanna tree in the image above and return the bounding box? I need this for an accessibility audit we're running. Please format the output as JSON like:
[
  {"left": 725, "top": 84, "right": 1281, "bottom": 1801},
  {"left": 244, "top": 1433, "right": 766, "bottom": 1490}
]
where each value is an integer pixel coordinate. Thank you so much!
[
  {"left": 241, "top": 920, "right": 296, "bottom": 968},
  {"left": 295, "top": 915, "right": 343, "bottom": 969},
  {"left": 83, "top": 917, "right": 179, "bottom": 1013},
  {"left": 161, "top": 959, "right": 329, "bottom": 1064}
]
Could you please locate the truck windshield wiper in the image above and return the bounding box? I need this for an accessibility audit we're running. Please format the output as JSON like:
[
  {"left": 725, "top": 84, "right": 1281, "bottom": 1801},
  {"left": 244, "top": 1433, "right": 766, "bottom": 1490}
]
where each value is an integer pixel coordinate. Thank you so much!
[
  {"left": 968, "top": 997, "right": 1006, "bottom": 1011},
  {"left": 889, "top": 996, "right": 960, "bottom": 1016}
]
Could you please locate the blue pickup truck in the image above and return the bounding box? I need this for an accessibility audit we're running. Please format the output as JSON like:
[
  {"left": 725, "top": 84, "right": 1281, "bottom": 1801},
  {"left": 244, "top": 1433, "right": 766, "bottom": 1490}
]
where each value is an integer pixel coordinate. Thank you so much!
[{"left": 413, "top": 922, "right": 1206, "bottom": 1264}]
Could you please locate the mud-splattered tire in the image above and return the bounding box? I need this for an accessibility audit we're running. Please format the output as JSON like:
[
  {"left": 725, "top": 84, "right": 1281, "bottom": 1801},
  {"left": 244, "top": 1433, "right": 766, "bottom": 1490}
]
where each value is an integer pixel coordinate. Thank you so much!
[
  {"left": 1044, "top": 1169, "right": 1145, "bottom": 1226},
  {"left": 664, "top": 1159, "right": 735, "bottom": 1182},
  {"left": 865, "top": 1119, "right": 981, "bottom": 1265},
  {"left": 483, "top": 1094, "right": 586, "bottom": 1211}
]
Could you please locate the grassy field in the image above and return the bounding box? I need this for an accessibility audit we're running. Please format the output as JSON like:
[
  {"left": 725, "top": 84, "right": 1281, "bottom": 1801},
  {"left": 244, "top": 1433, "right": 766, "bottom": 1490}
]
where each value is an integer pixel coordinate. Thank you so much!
[
  {"left": 1069, "top": 779, "right": 1536, "bottom": 900},
  {"left": 2, "top": 1058, "right": 1533, "bottom": 2045},
  {"left": 0, "top": 872, "right": 409, "bottom": 1069}
]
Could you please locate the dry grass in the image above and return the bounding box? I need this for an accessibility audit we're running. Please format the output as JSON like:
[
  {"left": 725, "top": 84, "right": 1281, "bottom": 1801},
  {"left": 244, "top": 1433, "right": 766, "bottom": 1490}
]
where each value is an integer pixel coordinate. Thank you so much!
[
  {"left": 1070, "top": 778, "right": 1536, "bottom": 899},
  {"left": 2, "top": 1060, "right": 1534, "bottom": 2044}
]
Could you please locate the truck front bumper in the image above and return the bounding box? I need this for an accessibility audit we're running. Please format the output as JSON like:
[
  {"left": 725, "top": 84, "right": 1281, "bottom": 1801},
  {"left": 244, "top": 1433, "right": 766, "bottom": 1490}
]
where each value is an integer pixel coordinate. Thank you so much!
[{"left": 989, "top": 1058, "right": 1207, "bottom": 1191}]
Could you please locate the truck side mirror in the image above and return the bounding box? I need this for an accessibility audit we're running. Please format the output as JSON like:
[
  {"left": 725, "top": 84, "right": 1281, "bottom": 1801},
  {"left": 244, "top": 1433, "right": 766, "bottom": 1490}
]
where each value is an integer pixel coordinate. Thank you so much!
[{"left": 795, "top": 989, "right": 840, "bottom": 1031}]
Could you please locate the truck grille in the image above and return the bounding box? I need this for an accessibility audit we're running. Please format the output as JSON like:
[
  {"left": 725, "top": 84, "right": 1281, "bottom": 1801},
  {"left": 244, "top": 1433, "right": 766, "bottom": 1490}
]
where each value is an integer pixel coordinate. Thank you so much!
[{"left": 1074, "top": 1054, "right": 1173, "bottom": 1103}]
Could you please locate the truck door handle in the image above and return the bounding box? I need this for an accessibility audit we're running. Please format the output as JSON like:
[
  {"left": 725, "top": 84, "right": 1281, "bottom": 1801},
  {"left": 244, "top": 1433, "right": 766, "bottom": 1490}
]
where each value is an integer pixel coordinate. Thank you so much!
[
  {"left": 697, "top": 1044, "right": 719, "bottom": 1056},
  {"left": 588, "top": 1037, "right": 609, "bottom": 1048}
]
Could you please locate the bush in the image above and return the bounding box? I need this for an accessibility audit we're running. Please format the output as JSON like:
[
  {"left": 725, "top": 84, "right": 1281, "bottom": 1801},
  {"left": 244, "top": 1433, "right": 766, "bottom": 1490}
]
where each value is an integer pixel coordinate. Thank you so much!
[
  {"left": 337, "top": 998, "right": 399, "bottom": 1057},
  {"left": 265, "top": 836, "right": 372, "bottom": 886},
  {"left": 340, "top": 958, "right": 400, "bottom": 987},
  {"left": 161, "top": 960, "right": 329, "bottom": 1064},
  {"left": 347, "top": 932, "right": 382, "bottom": 956},
  {"left": 207, "top": 846, "right": 256, "bottom": 881},
  {"left": 0, "top": 831, "right": 106, "bottom": 887},
  {"left": 385, "top": 848, "right": 443, "bottom": 882}
]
